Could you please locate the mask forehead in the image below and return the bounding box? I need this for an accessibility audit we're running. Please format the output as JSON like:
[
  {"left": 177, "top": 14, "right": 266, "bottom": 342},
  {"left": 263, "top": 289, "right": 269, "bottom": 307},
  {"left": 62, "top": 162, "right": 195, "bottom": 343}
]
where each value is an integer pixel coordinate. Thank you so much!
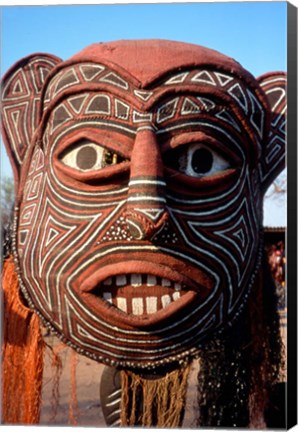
[
  {"left": 67, "top": 39, "right": 254, "bottom": 87},
  {"left": 40, "top": 57, "right": 268, "bottom": 161}
]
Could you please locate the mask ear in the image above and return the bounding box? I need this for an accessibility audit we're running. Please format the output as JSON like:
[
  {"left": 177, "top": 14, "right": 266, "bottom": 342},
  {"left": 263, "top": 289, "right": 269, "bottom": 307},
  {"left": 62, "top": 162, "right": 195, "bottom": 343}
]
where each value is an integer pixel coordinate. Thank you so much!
[
  {"left": 1, "top": 53, "right": 61, "bottom": 189},
  {"left": 257, "top": 72, "right": 286, "bottom": 193}
]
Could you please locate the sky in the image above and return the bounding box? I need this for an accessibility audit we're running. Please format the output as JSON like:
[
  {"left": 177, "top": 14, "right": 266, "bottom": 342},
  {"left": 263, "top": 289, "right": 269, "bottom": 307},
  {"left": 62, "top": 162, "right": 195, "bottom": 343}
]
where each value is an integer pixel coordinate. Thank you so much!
[{"left": 0, "top": 1, "right": 288, "bottom": 226}]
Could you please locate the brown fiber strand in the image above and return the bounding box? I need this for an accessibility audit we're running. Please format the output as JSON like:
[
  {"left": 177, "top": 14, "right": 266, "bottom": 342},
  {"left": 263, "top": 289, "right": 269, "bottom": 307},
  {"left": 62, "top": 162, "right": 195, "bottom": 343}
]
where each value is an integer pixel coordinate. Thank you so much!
[
  {"left": 49, "top": 344, "right": 63, "bottom": 422},
  {"left": 68, "top": 349, "right": 79, "bottom": 425},
  {"left": 120, "top": 365, "right": 190, "bottom": 427},
  {"left": 2, "top": 256, "right": 44, "bottom": 424},
  {"left": 247, "top": 268, "right": 267, "bottom": 427},
  {"left": 247, "top": 261, "right": 282, "bottom": 429}
]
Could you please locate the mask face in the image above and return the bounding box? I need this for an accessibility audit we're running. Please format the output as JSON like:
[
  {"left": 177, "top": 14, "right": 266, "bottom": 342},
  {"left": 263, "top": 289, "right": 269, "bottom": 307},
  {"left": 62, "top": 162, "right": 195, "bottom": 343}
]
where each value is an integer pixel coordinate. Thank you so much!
[{"left": 1, "top": 40, "right": 286, "bottom": 369}]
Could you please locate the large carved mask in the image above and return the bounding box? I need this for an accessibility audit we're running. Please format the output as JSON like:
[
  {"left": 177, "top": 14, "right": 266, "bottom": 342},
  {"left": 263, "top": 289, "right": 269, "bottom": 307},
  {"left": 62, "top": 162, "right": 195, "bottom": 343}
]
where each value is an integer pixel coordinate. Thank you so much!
[{"left": 1, "top": 40, "right": 286, "bottom": 369}]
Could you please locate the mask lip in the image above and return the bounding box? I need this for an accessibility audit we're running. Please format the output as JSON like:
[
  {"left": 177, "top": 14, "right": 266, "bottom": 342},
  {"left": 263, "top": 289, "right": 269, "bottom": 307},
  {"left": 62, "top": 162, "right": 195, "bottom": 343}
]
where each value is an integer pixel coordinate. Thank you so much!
[
  {"left": 81, "top": 285, "right": 199, "bottom": 329},
  {"left": 77, "top": 258, "right": 214, "bottom": 328}
]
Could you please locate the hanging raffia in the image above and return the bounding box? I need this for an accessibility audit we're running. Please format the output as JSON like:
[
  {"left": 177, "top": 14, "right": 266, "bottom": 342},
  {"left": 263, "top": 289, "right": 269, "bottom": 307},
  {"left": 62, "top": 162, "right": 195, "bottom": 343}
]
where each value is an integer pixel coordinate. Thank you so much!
[
  {"left": 2, "top": 256, "right": 45, "bottom": 424},
  {"left": 120, "top": 365, "right": 190, "bottom": 427},
  {"left": 68, "top": 348, "right": 79, "bottom": 425}
]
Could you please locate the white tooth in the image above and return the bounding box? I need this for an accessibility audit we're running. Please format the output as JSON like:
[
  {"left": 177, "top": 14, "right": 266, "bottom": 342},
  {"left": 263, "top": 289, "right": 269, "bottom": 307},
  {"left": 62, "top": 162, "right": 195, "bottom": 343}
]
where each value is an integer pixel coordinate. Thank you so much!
[
  {"left": 147, "top": 275, "right": 157, "bottom": 286},
  {"left": 131, "top": 274, "right": 142, "bottom": 286},
  {"left": 116, "top": 275, "right": 127, "bottom": 286},
  {"left": 117, "top": 297, "right": 127, "bottom": 312},
  {"left": 103, "top": 277, "right": 112, "bottom": 286},
  {"left": 174, "top": 282, "right": 182, "bottom": 291},
  {"left": 173, "top": 292, "right": 181, "bottom": 301},
  {"left": 103, "top": 292, "right": 112, "bottom": 303},
  {"left": 146, "top": 297, "right": 158, "bottom": 314},
  {"left": 161, "top": 278, "right": 171, "bottom": 287},
  {"left": 132, "top": 298, "right": 143, "bottom": 315},
  {"left": 161, "top": 295, "right": 171, "bottom": 308}
]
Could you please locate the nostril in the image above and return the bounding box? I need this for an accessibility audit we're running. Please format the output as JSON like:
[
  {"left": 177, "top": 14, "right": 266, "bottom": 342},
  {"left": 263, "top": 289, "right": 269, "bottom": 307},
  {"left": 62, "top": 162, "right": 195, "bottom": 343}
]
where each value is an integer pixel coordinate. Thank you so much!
[
  {"left": 125, "top": 210, "right": 168, "bottom": 240},
  {"left": 126, "top": 217, "right": 147, "bottom": 240}
]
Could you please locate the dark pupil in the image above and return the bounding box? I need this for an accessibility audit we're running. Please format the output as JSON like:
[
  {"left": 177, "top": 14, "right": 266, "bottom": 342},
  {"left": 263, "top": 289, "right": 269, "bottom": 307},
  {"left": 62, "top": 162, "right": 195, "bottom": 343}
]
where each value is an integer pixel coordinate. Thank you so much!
[
  {"left": 191, "top": 148, "right": 213, "bottom": 174},
  {"left": 76, "top": 146, "right": 97, "bottom": 170}
]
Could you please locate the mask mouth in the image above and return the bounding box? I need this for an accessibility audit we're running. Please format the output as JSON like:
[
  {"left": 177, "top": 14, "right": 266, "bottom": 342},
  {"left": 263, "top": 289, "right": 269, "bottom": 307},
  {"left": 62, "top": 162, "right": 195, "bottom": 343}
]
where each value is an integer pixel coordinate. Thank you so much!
[
  {"left": 93, "top": 273, "right": 186, "bottom": 315},
  {"left": 79, "top": 258, "right": 214, "bottom": 326}
]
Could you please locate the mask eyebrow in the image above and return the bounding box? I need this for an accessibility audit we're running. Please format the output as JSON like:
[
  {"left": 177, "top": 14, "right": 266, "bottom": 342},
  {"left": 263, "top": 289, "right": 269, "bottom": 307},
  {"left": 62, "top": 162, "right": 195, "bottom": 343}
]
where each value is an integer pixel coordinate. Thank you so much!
[{"left": 144, "top": 91, "right": 241, "bottom": 131}]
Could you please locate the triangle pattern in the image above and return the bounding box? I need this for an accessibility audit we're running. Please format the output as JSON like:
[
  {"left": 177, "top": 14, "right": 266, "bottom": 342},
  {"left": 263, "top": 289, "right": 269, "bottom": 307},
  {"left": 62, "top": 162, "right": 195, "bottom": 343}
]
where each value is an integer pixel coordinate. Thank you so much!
[
  {"left": 215, "top": 72, "right": 234, "bottom": 87},
  {"left": 68, "top": 94, "right": 89, "bottom": 114},
  {"left": 157, "top": 98, "right": 179, "bottom": 123},
  {"left": 39, "top": 67, "right": 49, "bottom": 84},
  {"left": 12, "top": 80, "right": 23, "bottom": 94},
  {"left": 46, "top": 227, "right": 60, "bottom": 246},
  {"left": 248, "top": 90, "right": 265, "bottom": 138},
  {"left": 4, "top": 70, "right": 30, "bottom": 99},
  {"left": 233, "top": 228, "right": 245, "bottom": 248},
  {"left": 33, "top": 64, "right": 52, "bottom": 90},
  {"left": 197, "top": 97, "right": 216, "bottom": 111},
  {"left": 77, "top": 324, "right": 99, "bottom": 342},
  {"left": 36, "top": 149, "right": 45, "bottom": 170},
  {"left": 164, "top": 72, "right": 189, "bottom": 85},
  {"left": 4, "top": 101, "right": 30, "bottom": 162},
  {"left": 191, "top": 71, "right": 216, "bottom": 86},
  {"left": 134, "top": 90, "right": 153, "bottom": 101},
  {"left": 181, "top": 97, "right": 201, "bottom": 115},
  {"left": 228, "top": 83, "right": 248, "bottom": 113},
  {"left": 39, "top": 214, "right": 78, "bottom": 272},
  {"left": 99, "top": 72, "right": 129, "bottom": 90},
  {"left": 52, "top": 105, "right": 73, "bottom": 132},
  {"left": 136, "top": 208, "right": 164, "bottom": 221},
  {"left": 215, "top": 213, "right": 251, "bottom": 263},
  {"left": 54, "top": 69, "right": 79, "bottom": 95},
  {"left": 80, "top": 64, "right": 105, "bottom": 81},
  {"left": 12, "top": 110, "right": 20, "bottom": 127}
]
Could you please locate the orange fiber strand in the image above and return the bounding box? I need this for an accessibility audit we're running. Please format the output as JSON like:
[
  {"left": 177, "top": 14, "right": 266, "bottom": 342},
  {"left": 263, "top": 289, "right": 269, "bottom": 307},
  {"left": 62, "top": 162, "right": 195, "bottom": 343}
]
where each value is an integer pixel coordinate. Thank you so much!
[
  {"left": 2, "top": 256, "right": 45, "bottom": 424},
  {"left": 49, "top": 344, "right": 64, "bottom": 423},
  {"left": 68, "top": 349, "right": 79, "bottom": 425}
]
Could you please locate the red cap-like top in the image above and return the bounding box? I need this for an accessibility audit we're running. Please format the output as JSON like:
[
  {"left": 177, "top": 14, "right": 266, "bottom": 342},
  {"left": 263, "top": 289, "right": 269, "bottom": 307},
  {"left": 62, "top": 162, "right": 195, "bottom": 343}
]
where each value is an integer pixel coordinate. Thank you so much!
[{"left": 67, "top": 39, "right": 252, "bottom": 87}]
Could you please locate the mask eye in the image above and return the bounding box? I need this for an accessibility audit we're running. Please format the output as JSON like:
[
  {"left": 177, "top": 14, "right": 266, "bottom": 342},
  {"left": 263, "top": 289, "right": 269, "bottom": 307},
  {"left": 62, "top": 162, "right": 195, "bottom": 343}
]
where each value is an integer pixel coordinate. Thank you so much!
[
  {"left": 60, "top": 139, "right": 128, "bottom": 172},
  {"left": 167, "top": 143, "right": 231, "bottom": 178}
]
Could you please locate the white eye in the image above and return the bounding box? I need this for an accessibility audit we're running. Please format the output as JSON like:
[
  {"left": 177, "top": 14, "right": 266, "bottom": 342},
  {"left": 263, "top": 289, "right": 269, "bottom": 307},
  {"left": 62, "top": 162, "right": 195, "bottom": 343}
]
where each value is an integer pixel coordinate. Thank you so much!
[
  {"left": 177, "top": 143, "right": 230, "bottom": 178},
  {"left": 60, "top": 139, "right": 126, "bottom": 172}
]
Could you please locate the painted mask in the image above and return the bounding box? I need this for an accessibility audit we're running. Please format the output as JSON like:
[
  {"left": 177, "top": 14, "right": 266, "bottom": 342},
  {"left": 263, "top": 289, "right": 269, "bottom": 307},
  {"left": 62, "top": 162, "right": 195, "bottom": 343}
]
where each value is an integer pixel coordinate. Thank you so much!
[{"left": 1, "top": 40, "right": 286, "bottom": 369}]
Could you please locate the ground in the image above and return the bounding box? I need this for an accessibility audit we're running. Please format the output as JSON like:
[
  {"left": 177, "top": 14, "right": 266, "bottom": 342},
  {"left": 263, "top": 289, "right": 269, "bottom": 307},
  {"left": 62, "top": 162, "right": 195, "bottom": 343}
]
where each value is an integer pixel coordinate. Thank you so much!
[
  {"left": 40, "top": 332, "right": 199, "bottom": 427},
  {"left": 39, "top": 307, "right": 286, "bottom": 427}
]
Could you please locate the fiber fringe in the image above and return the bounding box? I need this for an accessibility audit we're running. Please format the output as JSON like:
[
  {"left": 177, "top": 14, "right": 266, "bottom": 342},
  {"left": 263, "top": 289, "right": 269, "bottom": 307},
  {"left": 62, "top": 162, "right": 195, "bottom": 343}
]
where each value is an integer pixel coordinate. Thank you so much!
[
  {"left": 1, "top": 256, "right": 44, "bottom": 424},
  {"left": 68, "top": 348, "right": 79, "bottom": 425},
  {"left": 48, "top": 343, "right": 64, "bottom": 422},
  {"left": 248, "top": 258, "right": 283, "bottom": 428},
  {"left": 120, "top": 365, "right": 190, "bottom": 427},
  {"left": 196, "top": 256, "right": 283, "bottom": 428},
  {"left": 46, "top": 342, "right": 80, "bottom": 425},
  {"left": 247, "top": 265, "right": 268, "bottom": 427}
]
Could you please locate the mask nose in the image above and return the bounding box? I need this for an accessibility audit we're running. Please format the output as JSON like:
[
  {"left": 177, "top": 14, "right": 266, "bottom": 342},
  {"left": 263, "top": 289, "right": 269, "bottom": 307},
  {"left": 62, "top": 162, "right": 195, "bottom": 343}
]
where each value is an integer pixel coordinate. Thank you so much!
[{"left": 125, "top": 129, "right": 168, "bottom": 240}]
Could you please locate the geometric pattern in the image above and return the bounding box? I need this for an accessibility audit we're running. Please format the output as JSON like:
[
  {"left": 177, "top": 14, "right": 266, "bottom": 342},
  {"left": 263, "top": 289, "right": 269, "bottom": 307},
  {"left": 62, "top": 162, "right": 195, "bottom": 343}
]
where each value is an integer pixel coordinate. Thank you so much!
[
  {"left": 1, "top": 40, "right": 286, "bottom": 369},
  {"left": 1, "top": 54, "right": 61, "bottom": 183},
  {"left": 38, "top": 213, "right": 78, "bottom": 272},
  {"left": 258, "top": 73, "right": 287, "bottom": 191},
  {"left": 41, "top": 63, "right": 267, "bottom": 144}
]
